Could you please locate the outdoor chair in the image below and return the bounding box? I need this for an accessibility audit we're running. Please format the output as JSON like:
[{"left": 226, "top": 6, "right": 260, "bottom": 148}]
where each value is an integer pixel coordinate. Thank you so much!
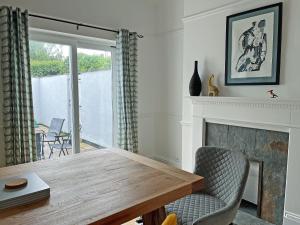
[
  {"left": 166, "top": 147, "right": 249, "bottom": 225},
  {"left": 48, "top": 132, "right": 72, "bottom": 158},
  {"left": 41, "top": 118, "right": 65, "bottom": 158}
]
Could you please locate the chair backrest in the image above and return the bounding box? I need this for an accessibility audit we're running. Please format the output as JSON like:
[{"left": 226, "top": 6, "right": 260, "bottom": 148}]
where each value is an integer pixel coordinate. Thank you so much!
[
  {"left": 64, "top": 132, "right": 72, "bottom": 145},
  {"left": 194, "top": 147, "right": 249, "bottom": 205},
  {"left": 48, "top": 118, "right": 65, "bottom": 135}
]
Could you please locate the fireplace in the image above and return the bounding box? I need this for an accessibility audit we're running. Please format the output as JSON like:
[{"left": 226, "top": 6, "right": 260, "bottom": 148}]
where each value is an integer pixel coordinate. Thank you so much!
[
  {"left": 181, "top": 97, "right": 300, "bottom": 225},
  {"left": 240, "top": 160, "right": 263, "bottom": 218},
  {"left": 205, "top": 122, "right": 288, "bottom": 224}
]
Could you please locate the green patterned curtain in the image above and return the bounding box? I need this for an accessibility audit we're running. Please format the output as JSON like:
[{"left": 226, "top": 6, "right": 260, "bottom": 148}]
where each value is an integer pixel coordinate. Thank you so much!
[
  {"left": 0, "top": 6, "right": 36, "bottom": 166},
  {"left": 116, "top": 29, "right": 138, "bottom": 153}
]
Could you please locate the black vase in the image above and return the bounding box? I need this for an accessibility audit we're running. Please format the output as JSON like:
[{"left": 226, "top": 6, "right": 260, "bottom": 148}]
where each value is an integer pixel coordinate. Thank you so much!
[{"left": 189, "top": 61, "right": 202, "bottom": 96}]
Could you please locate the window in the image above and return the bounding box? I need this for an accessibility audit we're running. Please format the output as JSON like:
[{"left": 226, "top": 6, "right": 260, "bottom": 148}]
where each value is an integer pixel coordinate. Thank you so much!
[{"left": 29, "top": 30, "right": 115, "bottom": 159}]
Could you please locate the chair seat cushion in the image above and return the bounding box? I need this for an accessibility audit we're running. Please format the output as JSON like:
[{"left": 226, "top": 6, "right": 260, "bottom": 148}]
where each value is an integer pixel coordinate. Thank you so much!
[{"left": 166, "top": 193, "right": 226, "bottom": 225}]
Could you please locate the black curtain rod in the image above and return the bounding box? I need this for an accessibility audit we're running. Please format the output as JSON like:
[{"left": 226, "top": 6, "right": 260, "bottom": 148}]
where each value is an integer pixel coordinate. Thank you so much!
[{"left": 29, "top": 13, "right": 144, "bottom": 38}]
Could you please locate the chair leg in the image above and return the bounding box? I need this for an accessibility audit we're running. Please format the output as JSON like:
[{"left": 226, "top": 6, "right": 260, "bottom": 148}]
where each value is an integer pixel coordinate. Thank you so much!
[
  {"left": 59, "top": 149, "right": 66, "bottom": 157},
  {"left": 59, "top": 149, "right": 65, "bottom": 157},
  {"left": 65, "top": 149, "right": 69, "bottom": 155},
  {"left": 41, "top": 143, "right": 45, "bottom": 159},
  {"left": 48, "top": 142, "right": 54, "bottom": 159},
  {"left": 49, "top": 149, "right": 53, "bottom": 159},
  {"left": 39, "top": 139, "right": 44, "bottom": 160}
]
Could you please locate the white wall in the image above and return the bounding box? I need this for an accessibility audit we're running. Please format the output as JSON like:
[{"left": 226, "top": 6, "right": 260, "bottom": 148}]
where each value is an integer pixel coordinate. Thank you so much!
[
  {"left": 152, "top": 0, "right": 184, "bottom": 167},
  {"left": 33, "top": 75, "right": 70, "bottom": 132},
  {"left": 182, "top": 0, "right": 300, "bottom": 120},
  {"left": 79, "top": 71, "right": 113, "bottom": 147},
  {"left": 0, "top": 0, "right": 161, "bottom": 166}
]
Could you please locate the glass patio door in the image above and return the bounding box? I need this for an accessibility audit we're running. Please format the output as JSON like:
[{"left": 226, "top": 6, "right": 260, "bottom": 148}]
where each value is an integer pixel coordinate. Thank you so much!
[
  {"left": 77, "top": 47, "right": 113, "bottom": 151},
  {"left": 29, "top": 30, "right": 115, "bottom": 159},
  {"left": 30, "top": 40, "right": 74, "bottom": 159}
]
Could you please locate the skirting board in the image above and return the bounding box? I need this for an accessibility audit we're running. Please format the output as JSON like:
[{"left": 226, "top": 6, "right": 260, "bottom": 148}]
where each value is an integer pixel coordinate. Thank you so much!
[{"left": 284, "top": 211, "right": 300, "bottom": 224}]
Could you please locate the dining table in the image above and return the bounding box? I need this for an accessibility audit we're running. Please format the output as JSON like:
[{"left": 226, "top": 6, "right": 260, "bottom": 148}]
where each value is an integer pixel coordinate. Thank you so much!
[{"left": 0, "top": 148, "right": 204, "bottom": 225}]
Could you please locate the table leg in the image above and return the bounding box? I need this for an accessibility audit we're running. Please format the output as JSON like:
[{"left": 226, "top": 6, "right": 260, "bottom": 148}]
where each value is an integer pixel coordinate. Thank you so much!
[{"left": 142, "top": 206, "right": 166, "bottom": 225}]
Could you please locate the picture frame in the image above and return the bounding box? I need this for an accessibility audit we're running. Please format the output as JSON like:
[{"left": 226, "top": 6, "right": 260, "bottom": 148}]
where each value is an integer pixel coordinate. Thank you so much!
[{"left": 225, "top": 3, "right": 282, "bottom": 86}]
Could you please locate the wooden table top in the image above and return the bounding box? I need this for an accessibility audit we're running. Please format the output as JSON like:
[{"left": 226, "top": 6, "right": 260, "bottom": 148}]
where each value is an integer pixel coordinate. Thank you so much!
[{"left": 0, "top": 148, "right": 204, "bottom": 225}]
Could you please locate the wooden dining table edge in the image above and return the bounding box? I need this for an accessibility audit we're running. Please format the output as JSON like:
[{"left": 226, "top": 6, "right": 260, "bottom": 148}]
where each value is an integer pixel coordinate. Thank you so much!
[{"left": 88, "top": 179, "right": 204, "bottom": 225}]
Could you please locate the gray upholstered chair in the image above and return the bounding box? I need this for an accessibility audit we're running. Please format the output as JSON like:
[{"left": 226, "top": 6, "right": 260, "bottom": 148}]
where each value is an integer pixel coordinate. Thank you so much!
[{"left": 166, "top": 147, "right": 249, "bottom": 225}]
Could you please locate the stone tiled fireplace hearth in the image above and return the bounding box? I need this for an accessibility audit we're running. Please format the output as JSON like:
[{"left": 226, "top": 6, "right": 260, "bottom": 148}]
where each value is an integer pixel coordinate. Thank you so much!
[
  {"left": 181, "top": 97, "right": 300, "bottom": 225},
  {"left": 206, "top": 122, "right": 288, "bottom": 224}
]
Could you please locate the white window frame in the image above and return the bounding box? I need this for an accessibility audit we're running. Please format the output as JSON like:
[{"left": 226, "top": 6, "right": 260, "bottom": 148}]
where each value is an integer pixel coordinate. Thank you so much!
[{"left": 29, "top": 28, "right": 116, "bottom": 154}]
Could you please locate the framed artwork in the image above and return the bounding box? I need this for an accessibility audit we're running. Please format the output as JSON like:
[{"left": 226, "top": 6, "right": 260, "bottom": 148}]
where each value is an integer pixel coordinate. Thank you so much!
[{"left": 225, "top": 3, "right": 282, "bottom": 85}]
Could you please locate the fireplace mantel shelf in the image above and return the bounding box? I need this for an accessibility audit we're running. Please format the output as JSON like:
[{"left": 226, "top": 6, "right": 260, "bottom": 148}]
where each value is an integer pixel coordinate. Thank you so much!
[{"left": 186, "top": 96, "right": 300, "bottom": 109}]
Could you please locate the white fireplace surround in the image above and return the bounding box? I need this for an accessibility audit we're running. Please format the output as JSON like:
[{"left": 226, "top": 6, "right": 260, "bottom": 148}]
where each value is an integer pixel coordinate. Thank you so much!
[{"left": 181, "top": 97, "right": 300, "bottom": 225}]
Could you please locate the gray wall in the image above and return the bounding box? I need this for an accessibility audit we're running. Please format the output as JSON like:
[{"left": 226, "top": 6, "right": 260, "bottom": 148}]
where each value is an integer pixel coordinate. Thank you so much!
[{"left": 32, "top": 70, "right": 112, "bottom": 148}]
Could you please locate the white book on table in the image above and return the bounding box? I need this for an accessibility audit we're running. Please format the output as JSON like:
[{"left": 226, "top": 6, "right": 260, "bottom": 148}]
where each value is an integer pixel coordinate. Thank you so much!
[{"left": 0, "top": 172, "right": 50, "bottom": 209}]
